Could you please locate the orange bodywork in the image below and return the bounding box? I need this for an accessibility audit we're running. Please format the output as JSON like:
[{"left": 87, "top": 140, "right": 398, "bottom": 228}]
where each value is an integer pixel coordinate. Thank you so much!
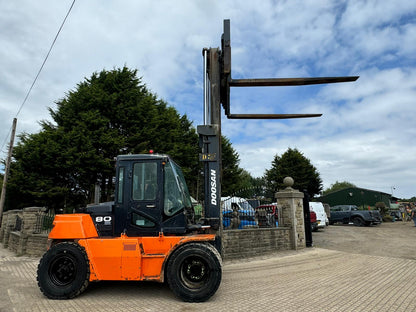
[
  {"left": 49, "top": 214, "right": 99, "bottom": 239},
  {"left": 48, "top": 214, "right": 216, "bottom": 283}
]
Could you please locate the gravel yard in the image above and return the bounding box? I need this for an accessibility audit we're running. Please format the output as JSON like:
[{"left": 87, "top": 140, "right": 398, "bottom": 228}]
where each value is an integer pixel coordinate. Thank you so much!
[{"left": 312, "top": 220, "right": 416, "bottom": 260}]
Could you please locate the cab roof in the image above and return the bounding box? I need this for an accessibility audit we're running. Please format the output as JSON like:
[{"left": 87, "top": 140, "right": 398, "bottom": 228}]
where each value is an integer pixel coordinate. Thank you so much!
[{"left": 116, "top": 154, "right": 170, "bottom": 162}]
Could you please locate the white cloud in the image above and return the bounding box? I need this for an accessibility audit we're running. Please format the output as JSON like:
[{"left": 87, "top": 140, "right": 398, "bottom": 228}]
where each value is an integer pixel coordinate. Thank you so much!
[
  {"left": 0, "top": 0, "right": 415, "bottom": 199},
  {"left": 339, "top": 0, "right": 416, "bottom": 30},
  {"left": 230, "top": 63, "right": 416, "bottom": 199}
]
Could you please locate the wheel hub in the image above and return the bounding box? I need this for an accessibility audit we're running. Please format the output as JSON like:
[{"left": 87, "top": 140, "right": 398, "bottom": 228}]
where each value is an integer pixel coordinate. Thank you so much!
[
  {"left": 49, "top": 254, "right": 76, "bottom": 286},
  {"left": 185, "top": 259, "right": 206, "bottom": 282}
]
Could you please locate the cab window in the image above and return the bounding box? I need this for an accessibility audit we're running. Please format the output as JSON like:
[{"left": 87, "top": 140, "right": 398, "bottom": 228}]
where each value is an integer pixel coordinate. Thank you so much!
[
  {"left": 163, "top": 160, "right": 192, "bottom": 216},
  {"left": 117, "top": 167, "right": 125, "bottom": 204},
  {"left": 131, "top": 212, "right": 155, "bottom": 227},
  {"left": 132, "top": 162, "right": 157, "bottom": 201}
]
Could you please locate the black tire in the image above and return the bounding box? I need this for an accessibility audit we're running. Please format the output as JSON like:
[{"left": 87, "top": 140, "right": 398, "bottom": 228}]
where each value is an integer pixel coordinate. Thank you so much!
[
  {"left": 37, "top": 242, "right": 90, "bottom": 299},
  {"left": 352, "top": 217, "right": 364, "bottom": 227},
  {"left": 166, "top": 242, "right": 222, "bottom": 302}
]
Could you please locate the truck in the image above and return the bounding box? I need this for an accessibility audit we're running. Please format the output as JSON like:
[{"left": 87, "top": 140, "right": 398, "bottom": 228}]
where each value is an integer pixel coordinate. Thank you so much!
[
  {"left": 329, "top": 205, "right": 382, "bottom": 226},
  {"left": 36, "top": 20, "right": 358, "bottom": 302}
]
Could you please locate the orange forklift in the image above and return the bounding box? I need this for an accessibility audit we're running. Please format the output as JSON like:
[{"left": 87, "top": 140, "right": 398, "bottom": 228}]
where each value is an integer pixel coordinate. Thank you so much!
[
  {"left": 37, "top": 154, "right": 222, "bottom": 302},
  {"left": 37, "top": 20, "right": 358, "bottom": 302}
]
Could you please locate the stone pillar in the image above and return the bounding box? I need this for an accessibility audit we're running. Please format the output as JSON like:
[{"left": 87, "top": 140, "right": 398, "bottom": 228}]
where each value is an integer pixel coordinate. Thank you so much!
[
  {"left": 22, "top": 207, "right": 44, "bottom": 234},
  {"left": 1, "top": 209, "right": 20, "bottom": 247},
  {"left": 14, "top": 207, "right": 45, "bottom": 255},
  {"left": 0, "top": 210, "right": 8, "bottom": 242},
  {"left": 275, "top": 177, "right": 306, "bottom": 250}
]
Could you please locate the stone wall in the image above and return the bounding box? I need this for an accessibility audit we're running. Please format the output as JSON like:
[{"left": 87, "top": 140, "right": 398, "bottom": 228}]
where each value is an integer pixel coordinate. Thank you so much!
[
  {"left": 0, "top": 207, "right": 49, "bottom": 257},
  {"left": 222, "top": 227, "right": 291, "bottom": 260},
  {"left": 25, "top": 234, "right": 49, "bottom": 257}
]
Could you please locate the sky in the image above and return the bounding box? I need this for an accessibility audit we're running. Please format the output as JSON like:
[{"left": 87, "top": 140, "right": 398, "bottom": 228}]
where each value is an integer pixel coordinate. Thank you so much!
[{"left": 0, "top": 0, "right": 415, "bottom": 199}]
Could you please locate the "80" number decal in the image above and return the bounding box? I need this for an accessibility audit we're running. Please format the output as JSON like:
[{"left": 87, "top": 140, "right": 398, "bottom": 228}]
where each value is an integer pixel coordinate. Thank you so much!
[{"left": 95, "top": 216, "right": 112, "bottom": 223}]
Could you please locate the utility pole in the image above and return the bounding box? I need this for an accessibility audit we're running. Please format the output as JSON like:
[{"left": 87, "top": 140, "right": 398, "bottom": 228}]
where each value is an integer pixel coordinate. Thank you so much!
[{"left": 0, "top": 118, "right": 17, "bottom": 223}]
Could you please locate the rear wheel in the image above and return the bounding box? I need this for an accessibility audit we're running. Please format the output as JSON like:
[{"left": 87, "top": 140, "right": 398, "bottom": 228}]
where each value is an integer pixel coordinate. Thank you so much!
[
  {"left": 37, "top": 242, "right": 90, "bottom": 299},
  {"left": 166, "top": 243, "right": 222, "bottom": 302}
]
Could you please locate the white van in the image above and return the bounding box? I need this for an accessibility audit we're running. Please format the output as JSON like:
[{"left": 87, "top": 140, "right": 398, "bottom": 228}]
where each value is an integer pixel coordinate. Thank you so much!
[{"left": 309, "top": 202, "right": 328, "bottom": 230}]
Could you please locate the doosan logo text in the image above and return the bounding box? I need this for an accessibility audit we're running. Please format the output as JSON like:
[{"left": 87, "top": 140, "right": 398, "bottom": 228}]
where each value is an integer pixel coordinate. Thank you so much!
[{"left": 210, "top": 169, "right": 217, "bottom": 205}]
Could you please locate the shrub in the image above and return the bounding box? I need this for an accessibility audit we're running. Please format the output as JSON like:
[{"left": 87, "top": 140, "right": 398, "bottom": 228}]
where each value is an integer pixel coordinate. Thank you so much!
[
  {"left": 376, "top": 202, "right": 387, "bottom": 216},
  {"left": 382, "top": 214, "right": 393, "bottom": 222}
]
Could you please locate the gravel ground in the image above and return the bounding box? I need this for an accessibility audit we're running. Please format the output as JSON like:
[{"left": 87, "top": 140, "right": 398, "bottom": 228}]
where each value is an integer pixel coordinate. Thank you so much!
[
  {"left": 2, "top": 221, "right": 416, "bottom": 311},
  {"left": 311, "top": 220, "right": 416, "bottom": 260}
]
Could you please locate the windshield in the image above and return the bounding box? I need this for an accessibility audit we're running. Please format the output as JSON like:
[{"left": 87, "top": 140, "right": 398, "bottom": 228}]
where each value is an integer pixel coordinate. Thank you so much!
[{"left": 164, "top": 159, "right": 192, "bottom": 216}]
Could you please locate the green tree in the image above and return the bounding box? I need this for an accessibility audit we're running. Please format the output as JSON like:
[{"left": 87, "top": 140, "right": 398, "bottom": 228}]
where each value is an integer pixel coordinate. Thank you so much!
[
  {"left": 322, "top": 181, "right": 356, "bottom": 195},
  {"left": 232, "top": 172, "right": 266, "bottom": 200},
  {"left": 7, "top": 67, "right": 199, "bottom": 211},
  {"left": 7, "top": 129, "right": 84, "bottom": 211},
  {"left": 6, "top": 67, "right": 248, "bottom": 212},
  {"left": 221, "top": 137, "right": 253, "bottom": 196},
  {"left": 264, "top": 148, "right": 322, "bottom": 198}
]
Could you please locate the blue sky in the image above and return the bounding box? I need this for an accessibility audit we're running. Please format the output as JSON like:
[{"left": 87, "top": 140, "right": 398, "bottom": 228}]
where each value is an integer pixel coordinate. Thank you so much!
[{"left": 0, "top": 0, "right": 415, "bottom": 199}]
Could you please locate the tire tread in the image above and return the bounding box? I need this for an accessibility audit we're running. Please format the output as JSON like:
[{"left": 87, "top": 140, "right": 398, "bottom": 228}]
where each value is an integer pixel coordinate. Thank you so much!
[
  {"left": 37, "top": 241, "right": 90, "bottom": 299},
  {"left": 166, "top": 242, "right": 222, "bottom": 302}
]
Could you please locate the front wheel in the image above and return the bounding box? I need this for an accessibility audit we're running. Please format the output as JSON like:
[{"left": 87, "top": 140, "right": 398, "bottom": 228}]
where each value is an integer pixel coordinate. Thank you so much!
[
  {"left": 166, "top": 242, "right": 222, "bottom": 302},
  {"left": 352, "top": 217, "right": 364, "bottom": 227},
  {"left": 37, "top": 242, "right": 90, "bottom": 299}
]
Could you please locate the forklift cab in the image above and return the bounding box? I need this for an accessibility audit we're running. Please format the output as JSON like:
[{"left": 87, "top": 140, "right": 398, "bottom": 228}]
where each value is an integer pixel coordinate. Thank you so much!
[{"left": 110, "top": 154, "right": 194, "bottom": 237}]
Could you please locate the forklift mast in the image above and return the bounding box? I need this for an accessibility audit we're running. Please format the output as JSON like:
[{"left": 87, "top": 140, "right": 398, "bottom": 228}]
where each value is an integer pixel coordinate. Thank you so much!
[{"left": 198, "top": 19, "right": 358, "bottom": 226}]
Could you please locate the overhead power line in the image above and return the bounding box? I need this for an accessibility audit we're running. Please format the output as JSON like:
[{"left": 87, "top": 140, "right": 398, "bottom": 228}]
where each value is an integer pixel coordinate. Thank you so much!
[
  {"left": 15, "top": 0, "right": 76, "bottom": 117},
  {"left": 0, "top": 0, "right": 76, "bottom": 156}
]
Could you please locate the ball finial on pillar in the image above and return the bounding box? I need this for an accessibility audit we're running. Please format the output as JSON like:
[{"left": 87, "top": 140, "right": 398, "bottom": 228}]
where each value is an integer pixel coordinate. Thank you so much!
[{"left": 283, "top": 177, "right": 294, "bottom": 188}]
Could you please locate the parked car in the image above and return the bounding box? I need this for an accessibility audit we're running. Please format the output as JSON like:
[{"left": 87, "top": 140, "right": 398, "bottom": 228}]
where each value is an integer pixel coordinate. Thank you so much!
[
  {"left": 329, "top": 205, "right": 382, "bottom": 226},
  {"left": 310, "top": 210, "right": 318, "bottom": 232},
  {"left": 309, "top": 202, "right": 328, "bottom": 230}
]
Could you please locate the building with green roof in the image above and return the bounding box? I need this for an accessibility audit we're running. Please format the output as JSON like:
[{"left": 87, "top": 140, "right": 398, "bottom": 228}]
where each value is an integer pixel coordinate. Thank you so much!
[{"left": 319, "top": 187, "right": 395, "bottom": 209}]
